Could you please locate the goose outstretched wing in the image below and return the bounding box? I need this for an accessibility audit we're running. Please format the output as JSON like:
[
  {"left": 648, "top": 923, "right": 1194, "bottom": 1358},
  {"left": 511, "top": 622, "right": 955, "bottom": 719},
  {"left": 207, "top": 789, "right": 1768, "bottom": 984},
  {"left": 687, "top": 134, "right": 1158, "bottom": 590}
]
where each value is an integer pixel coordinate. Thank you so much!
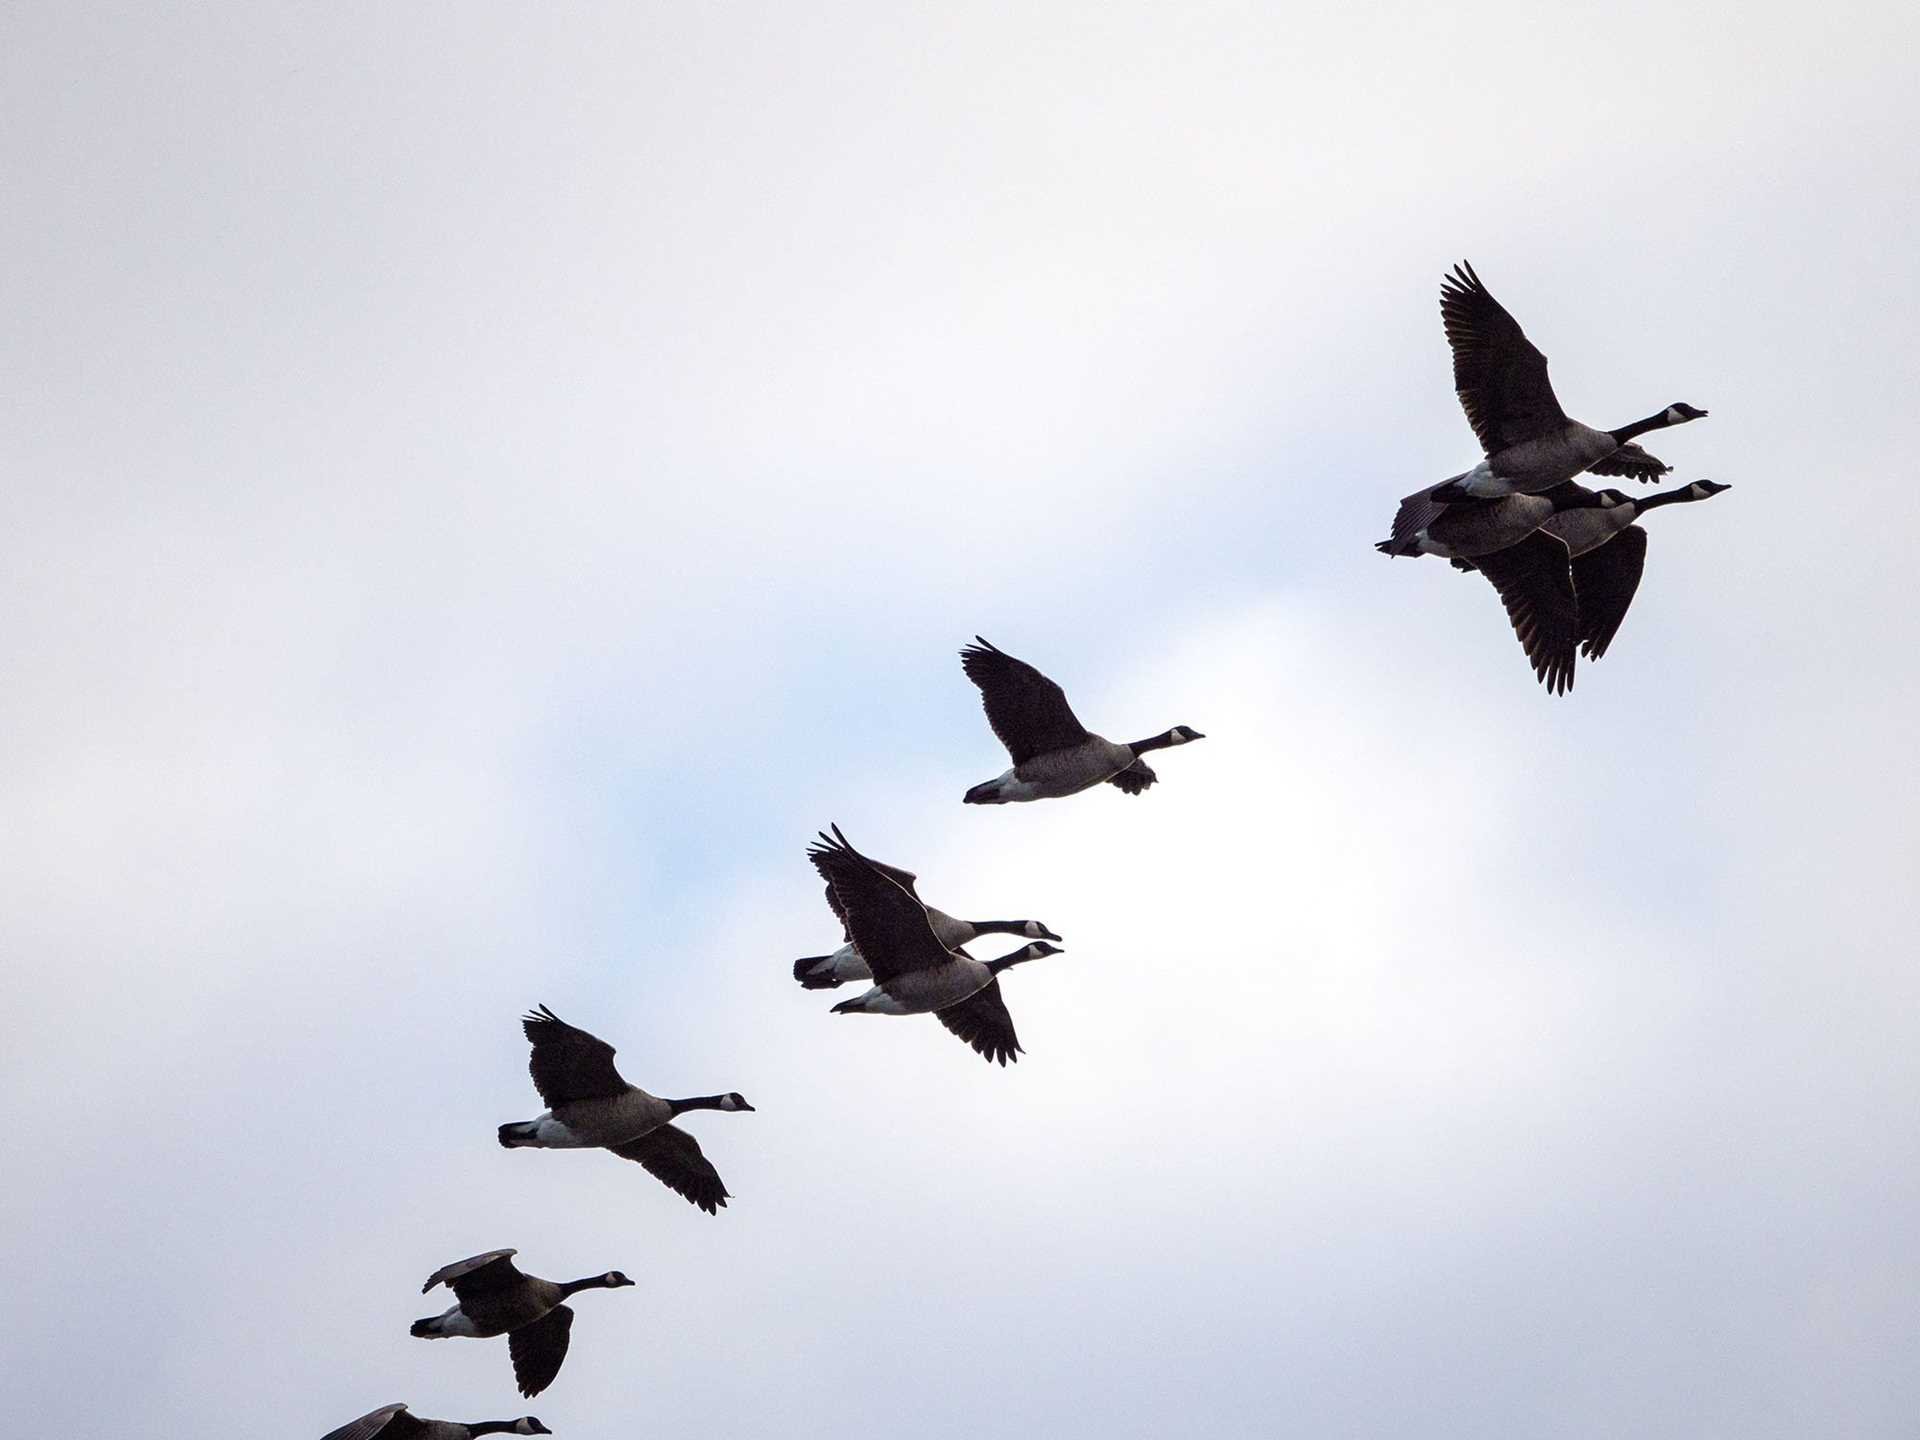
[
  {"left": 1107, "top": 758, "right": 1157, "bottom": 794},
  {"left": 1588, "top": 442, "right": 1671, "bottom": 484},
  {"left": 522, "top": 1005, "right": 628, "bottom": 1106},
  {"left": 422, "top": 1249, "right": 525, "bottom": 1299},
  {"left": 934, "top": 978, "right": 1023, "bottom": 1066},
  {"left": 508, "top": 1303, "right": 574, "bottom": 1398},
  {"left": 821, "top": 855, "right": 920, "bottom": 942},
  {"left": 1441, "top": 261, "right": 1570, "bottom": 453},
  {"left": 320, "top": 1404, "right": 415, "bottom": 1440},
  {"left": 960, "top": 637, "right": 1091, "bottom": 765},
  {"left": 1572, "top": 523, "right": 1648, "bottom": 660},
  {"left": 610, "top": 1123, "right": 731, "bottom": 1215},
  {"left": 1471, "top": 531, "right": 1581, "bottom": 695},
  {"left": 807, "top": 825, "right": 950, "bottom": 982}
]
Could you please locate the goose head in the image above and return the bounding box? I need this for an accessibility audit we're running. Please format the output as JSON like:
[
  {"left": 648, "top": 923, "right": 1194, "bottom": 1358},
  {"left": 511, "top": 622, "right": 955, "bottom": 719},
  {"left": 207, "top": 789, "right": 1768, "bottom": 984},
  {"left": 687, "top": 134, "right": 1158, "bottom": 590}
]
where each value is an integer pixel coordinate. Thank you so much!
[
  {"left": 1021, "top": 920, "right": 1064, "bottom": 942},
  {"left": 513, "top": 1422, "right": 552, "bottom": 1437},
  {"left": 1631, "top": 479, "right": 1731, "bottom": 514},
  {"left": 717, "top": 1091, "right": 755, "bottom": 1112},
  {"left": 1661, "top": 402, "right": 1708, "bottom": 425},
  {"left": 599, "top": 1271, "right": 636, "bottom": 1289},
  {"left": 1164, "top": 725, "right": 1204, "bottom": 745},
  {"left": 990, "top": 941, "right": 1064, "bottom": 973}
]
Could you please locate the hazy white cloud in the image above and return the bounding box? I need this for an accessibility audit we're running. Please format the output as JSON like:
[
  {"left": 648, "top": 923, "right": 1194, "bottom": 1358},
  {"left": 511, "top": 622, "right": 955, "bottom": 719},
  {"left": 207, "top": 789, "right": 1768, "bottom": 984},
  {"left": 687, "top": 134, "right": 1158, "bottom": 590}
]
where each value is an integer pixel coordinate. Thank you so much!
[{"left": 3, "top": 2, "right": 1916, "bottom": 1436}]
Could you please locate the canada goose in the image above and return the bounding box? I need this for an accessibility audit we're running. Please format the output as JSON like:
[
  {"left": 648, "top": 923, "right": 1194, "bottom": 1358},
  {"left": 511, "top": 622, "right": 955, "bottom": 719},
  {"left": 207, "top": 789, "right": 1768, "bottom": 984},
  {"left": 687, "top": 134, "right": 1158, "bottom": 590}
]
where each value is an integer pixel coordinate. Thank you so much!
[
  {"left": 409, "top": 1250, "right": 632, "bottom": 1398},
  {"left": 1375, "top": 481, "right": 1624, "bottom": 560},
  {"left": 321, "top": 1405, "right": 551, "bottom": 1440},
  {"left": 959, "top": 637, "right": 1202, "bottom": 803},
  {"left": 498, "top": 1006, "right": 753, "bottom": 1214},
  {"left": 1452, "top": 480, "right": 1732, "bottom": 683},
  {"left": 1390, "top": 261, "right": 1706, "bottom": 544},
  {"left": 808, "top": 825, "right": 1062, "bottom": 1064},
  {"left": 794, "top": 849, "right": 1060, "bottom": 989}
]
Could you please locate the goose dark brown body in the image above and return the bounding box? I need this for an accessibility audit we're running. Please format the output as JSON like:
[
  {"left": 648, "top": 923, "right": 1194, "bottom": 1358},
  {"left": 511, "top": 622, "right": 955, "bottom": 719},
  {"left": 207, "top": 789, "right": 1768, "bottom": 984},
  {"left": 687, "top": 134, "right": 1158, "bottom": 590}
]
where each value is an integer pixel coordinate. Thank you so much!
[
  {"left": 1388, "top": 262, "right": 1706, "bottom": 542},
  {"left": 410, "top": 1250, "right": 632, "bottom": 1398},
  {"left": 808, "top": 824, "right": 1061, "bottom": 1062},
  {"left": 500, "top": 1006, "right": 752, "bottom": 1214},
  {"left": 1448, "top": 480, "right": 1732, "bottom": 687},
  {"left": 959, "top": 638, "right": 1202, "bottom": 803},
  {"left": 320, "top": 1405, "right": 551, "bottom": 1440}
]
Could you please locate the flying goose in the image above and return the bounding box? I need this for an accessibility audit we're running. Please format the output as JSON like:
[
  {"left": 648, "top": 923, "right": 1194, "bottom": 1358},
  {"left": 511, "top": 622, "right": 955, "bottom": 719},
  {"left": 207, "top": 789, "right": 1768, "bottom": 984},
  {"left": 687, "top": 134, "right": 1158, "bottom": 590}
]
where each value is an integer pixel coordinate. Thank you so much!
[
  {"left": 321, "top": 1405, "right": 551, "bottom": 1440},
  {"left": 959, "top": 637, "right": 1202, "bottom": 804},
  {"left": 794, "top": 849, "right": 1060, "bottom": 989},
  {"left": 1376, "top": 485, "right": 1632, "bottom": 693},
  {"left": 498, "top": 1006, "right": 753, "bottom": 1214},
  {"left": 1390, "top": 261, "right": 1706, "bottom": 544},
  {"left": 410, "top": 1249, "right": 632, "bottom": 1398},
  {"left": 1375, "top": 480, "right": 1625, "bottom": 561},
  {"left": 1452, "top": 480, "right": 1732, "bottom": 684},
  {"left": 808, "top": 825, "right": 1061, "bottom": 1064}
]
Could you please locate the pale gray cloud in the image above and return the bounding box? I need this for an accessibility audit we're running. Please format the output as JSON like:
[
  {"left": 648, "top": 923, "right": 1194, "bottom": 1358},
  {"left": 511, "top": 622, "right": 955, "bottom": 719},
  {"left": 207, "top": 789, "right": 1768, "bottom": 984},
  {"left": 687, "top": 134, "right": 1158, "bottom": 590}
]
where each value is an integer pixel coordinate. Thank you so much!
[{"left": 3, "top": 2, "right": 1916, "bottom": 1436}]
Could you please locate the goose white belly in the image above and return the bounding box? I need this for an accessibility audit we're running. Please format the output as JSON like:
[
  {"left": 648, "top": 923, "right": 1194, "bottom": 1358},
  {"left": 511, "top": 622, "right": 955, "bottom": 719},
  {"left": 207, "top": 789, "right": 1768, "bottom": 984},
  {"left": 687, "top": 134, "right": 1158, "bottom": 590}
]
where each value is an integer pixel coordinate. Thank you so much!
[
  {"left": 1454, "top": 424, "right": 1619, "bottom": 497},
  {"left": 1414, "top": 493, "right": 1555, "bottom": 558},
  {"left": 851, "top": 956, "right": 994, "bottom": 1014},
  {"left": 419, "top": 1303, "right": 484, "bottom": 1338},
  {"left": 1015, "top": 737, "right": 1137, "bottom": 798},
  {"left": 525, "top": 1091, "right": 671, "bottom": 1147}
]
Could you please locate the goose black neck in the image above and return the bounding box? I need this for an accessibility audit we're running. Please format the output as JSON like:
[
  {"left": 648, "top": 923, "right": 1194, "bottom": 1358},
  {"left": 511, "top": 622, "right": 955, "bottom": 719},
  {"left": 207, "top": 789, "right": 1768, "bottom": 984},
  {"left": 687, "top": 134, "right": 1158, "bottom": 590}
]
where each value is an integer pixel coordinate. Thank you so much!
[
  {"left": 971, "top": 920, "right": 1028, "bottom": 937},
  {"left": 1607, "top": 409, "right": 1677, "bottom": 445},
  {"left": 1127, "top": 728, "right": 1182, "bottom": 755},
  {"left": 560, "top": 1274, "right": 618, "bottom": 1296},
  {"left": 1543, "top": 482, "right": 1602, "bottom": 513},
  {"left": 667, "top": 1094, "right": 731, "bottom": 1115},
  {"left": 1634, "top": 487, "right": 1700, "bottom": 512},
  {"left": 988, "top": 945, "right": 1043, "bottom": 974}
]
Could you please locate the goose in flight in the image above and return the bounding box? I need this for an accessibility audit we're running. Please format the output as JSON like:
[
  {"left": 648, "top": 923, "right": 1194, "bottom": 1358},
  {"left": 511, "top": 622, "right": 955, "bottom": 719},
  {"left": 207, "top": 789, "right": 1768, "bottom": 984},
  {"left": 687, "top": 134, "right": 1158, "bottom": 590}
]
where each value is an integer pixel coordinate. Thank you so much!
[
  {"left": 1451, "top": 480, "right": 1732, "bottom": 687},
  {"left": 321, "top": 1405, "right": 551, "bottom": 1440},
  {"left": 410, "top": 1249, "right": 632, "bottom": 1398},
  {"left": 794, "top": 848, "right": 1059, "bottom": 989},
  {"left": 959, "top": 637, "right": 1202, "bottom": 804},
  {"left": 1390, "top": 261, "right": 1706, "bottom": 544},
  {"left": 499, "top": 1006, "right": 753, "bottom": 1214},
  {"left": 808, "top": 825, "right": 1061, "bottom": 1065},
  {"left": 1375, "top": 478, "right": 1625, "bottom": 560}
]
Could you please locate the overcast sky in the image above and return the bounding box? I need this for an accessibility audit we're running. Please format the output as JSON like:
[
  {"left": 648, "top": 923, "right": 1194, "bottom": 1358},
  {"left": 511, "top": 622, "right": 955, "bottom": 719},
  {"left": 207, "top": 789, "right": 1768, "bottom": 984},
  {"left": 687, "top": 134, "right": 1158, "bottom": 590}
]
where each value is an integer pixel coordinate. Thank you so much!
[{"left": 4, "top": 3, "right": 1918, "bottom": 1436}]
